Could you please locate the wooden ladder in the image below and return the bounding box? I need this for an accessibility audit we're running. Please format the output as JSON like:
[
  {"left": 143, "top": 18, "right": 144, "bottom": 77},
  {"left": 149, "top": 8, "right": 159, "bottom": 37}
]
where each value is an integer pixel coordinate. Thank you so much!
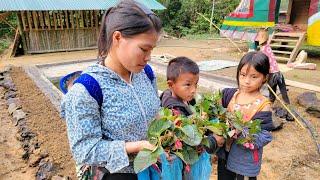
[{"left": 269, "top": 32, "right": 305, "bottom": 63}]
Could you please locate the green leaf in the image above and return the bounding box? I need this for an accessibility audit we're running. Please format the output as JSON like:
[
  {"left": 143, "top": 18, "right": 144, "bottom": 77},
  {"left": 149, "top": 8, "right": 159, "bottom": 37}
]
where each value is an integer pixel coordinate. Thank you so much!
[
  {"left": 134, "top": 146, "right": 164, "bottom": 173},
  {"left": 179, "top": 125, "right": 202, "bottom": 146},
  {"left": 159, "top": 108, "right": 172, "bottom": 117},
  {"left": 147, "top": 119, "right": 172, "bottom": 139},
  {"left": 206, "top": 125, "right": 223, "bottom": 135},
  {"left": 201, "top": 137, "right": 210, "bottom": 148},
  {"left": 181, "top": 145, "right": 199, "bottom": 164}
]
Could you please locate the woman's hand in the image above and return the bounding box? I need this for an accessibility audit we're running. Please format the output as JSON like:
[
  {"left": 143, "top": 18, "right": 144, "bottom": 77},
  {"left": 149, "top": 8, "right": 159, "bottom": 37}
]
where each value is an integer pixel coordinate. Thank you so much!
[{"left": 125, "top": 140, "right": 155, "bottom": 153}]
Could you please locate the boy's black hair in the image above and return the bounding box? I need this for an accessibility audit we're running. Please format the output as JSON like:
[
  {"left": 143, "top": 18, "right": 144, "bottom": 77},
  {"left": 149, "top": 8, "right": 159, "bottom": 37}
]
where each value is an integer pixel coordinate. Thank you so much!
[
  {"left": 167, "top": 56, "right": 199, "bottom": 81},
  {"left": 236, "top": 51, "right": 270, "bottom": 85},
  {"left": 98, "top": 0, "right": 162, "bottom": 59}
]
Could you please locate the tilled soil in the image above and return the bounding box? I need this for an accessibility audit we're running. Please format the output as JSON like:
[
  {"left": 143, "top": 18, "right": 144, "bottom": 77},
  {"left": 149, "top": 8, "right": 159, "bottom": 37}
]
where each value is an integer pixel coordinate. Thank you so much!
[{"left": 1, "top": 67, "right": 76, "bottom": 179}]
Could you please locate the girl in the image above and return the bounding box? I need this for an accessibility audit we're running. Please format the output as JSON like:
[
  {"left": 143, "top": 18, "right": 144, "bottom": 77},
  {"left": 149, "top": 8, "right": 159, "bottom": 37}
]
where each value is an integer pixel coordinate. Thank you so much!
[
  {"left": 218, "top": 52, "right": 274, "bottom": 180},
  {"left": 61, "top": 1, "right": 162, "bottom": 179},
  {"left": 257, "top": 28, "right": 290, "bottom": 105}
]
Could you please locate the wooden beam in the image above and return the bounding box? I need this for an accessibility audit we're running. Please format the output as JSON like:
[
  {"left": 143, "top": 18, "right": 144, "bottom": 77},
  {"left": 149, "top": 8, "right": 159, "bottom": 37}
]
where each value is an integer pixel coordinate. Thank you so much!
[
  {"left": 70, "top": 11, "right": 74, "bottom": 29},
  {"left": 75, "top": 11, "right": 79, "bottom": 29},
  {"left": 45, "top": 11, "right": 51, "bottom": 30},
  {"left": 26, "top": 11, "right": 33, "bottom": 30},
  {"left": 59, "top": 11, "right": 64, "bottom": 30},
  {"left": 32, "top": 11, "right": 39, "bottom": 30},
  {"left": 80, "top": 10, "right": 84, "bottom": 28},
  {"left": 53, "top": 11, "right": 58, "bottom": 30},
  {"left": 286, "top": 0, "right": 293, "bottom": 24},
  {"left": 64, "top": 11, "right": 69, "bottom": 29},
  {"left": 39, "top": 11, "right": 45, "bottom": 30},
  {"left": 16, "top": 12, "right": 28, "bottom": 54},
  {"left": 84, "top": 10, "right": 88, "bottom": 28},
  {"left": 90, "top": 10, "right": 94, "bottom": 28},
  {"left": 20, "top": 11, "right": 27, "bottom": 31},
  {"left": 286, "top": 80, "right": 320, "bottom": 93}
]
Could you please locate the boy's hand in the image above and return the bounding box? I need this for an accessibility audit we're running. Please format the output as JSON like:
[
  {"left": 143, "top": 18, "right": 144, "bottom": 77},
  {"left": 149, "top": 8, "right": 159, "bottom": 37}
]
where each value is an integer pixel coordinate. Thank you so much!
[{"left": 213, "top": 134, "right": 225, "bottom": 147}]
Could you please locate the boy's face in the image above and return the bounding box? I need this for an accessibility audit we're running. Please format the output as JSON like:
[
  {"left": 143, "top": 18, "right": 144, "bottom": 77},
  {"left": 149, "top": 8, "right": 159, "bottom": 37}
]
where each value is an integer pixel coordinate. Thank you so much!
[{"left": 168, "top": 73, "right": 199, "bottom": 103}]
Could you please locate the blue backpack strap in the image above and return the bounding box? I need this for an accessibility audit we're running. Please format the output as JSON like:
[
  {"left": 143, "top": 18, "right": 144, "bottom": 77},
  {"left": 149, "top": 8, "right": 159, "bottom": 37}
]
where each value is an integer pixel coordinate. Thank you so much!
[
  {"left": 144, "top": 64, "right": 155, "bottom": 82},
  {"left": 61, "top": 64, "right": 153, "bottom": 108},
  {"left": 73, "top": 74, "right": 103, "bottom": 107},
  {"left": 59, "top": 71, "right": 82, "bottom": 94}
]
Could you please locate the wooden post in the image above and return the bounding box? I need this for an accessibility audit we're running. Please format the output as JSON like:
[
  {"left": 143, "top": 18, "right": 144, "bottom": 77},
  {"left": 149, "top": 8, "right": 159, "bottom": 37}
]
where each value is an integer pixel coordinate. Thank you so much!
[
  {"left": 286, "top": 0, "right": 293, "bottom": 24},
  {"left": 85, "top": 11, "right": 89, "bottom": 28},
  {"left": 45, "top": 11, "right": 51, "bottom": 30},
  {"left": 16, "top": 12, "right": 28, "bottom": 54},
  {"left": 64, "top": 11, "right": 69, "bottom": 29},
  {"left": 90, "top": 10, "right": 94, "bottom": 28},
  {"left": 39, "top": 11, "right": 45, "bottom": 30},
  {"left": 32, "top": 11, "right": 39, "bottom": 30},
  {"left": 75, "top": 11, "right": 79, "bottom": 29},
  {"left": 20, "top": 11, "right": 27, "bottom": 31},
  {"left": 59, "top": 11, "right": 64, "bottom": 30},
  {"left": 80, "top": 10, "right": 84, "bottom": 28},
  {"left": 94, "top": 10, "right": 99, "bottom": 37},
  {"left": 27, "top": 11, "right": 33, "bottom": 31},
  {"left": 53, "top": 11, "right": 57, "bottom": 30},
  {"left": 70, "top": 11, "right": 74, "bottom": 29}
]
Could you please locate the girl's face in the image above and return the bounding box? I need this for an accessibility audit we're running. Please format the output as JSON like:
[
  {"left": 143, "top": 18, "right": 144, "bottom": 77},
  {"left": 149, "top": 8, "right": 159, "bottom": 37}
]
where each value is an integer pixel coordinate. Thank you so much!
[
  {"left": 114, "top": 30, "right": 159, "bottom": 73},
  {"left": 238, "top": 64, "right": 266, "bottom": 93}
]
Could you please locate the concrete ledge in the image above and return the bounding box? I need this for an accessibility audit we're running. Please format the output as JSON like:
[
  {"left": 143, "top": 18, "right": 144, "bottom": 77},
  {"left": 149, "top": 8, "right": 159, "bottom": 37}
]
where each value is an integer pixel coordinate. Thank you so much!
[{"left": 23, "top": 66, "right": 63, "bottom": 112}]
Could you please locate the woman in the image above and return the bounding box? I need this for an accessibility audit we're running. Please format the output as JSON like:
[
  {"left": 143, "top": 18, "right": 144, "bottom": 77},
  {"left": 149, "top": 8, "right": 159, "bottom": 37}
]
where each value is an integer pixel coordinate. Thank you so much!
[{"left": 61, "top": 1, "right": 162, "bottom": 179}]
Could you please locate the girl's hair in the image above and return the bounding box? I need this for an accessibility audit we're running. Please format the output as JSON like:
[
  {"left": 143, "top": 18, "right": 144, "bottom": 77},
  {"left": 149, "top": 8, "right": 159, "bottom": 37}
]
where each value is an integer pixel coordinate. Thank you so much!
[
  {"left": 236, "top": 51, "right": 270, "bottom": 85},
  {"left": 98, "top": 0, "right": 162, "bottom": 59}
]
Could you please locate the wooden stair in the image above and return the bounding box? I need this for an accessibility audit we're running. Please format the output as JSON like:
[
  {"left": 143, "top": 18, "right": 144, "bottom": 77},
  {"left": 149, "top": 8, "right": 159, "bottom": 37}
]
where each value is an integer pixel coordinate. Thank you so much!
[{"left": 269, "top": 32, "right": 305, "bottom": 63}]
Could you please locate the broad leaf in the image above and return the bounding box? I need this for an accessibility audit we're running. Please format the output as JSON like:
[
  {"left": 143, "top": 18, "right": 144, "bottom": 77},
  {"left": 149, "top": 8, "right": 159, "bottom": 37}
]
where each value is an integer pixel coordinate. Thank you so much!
[
  {"left": 179, "top": 125, "right": 202, "bottom": 146},
  {"left": 181, "top": 145, "right": 199, "bottom": 165},
  {"left": 148, "top": 119, "right": 172, "bottom": 139},
  {"left": 134, "top": 146, "right": 164, "bottom": 173}
]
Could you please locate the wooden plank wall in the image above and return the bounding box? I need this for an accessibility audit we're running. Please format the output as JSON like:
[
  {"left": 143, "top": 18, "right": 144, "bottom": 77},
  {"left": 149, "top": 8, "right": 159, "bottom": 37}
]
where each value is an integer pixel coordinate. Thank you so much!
[{"left": 18, "top": 10, "right": 104, "bottom": 53}]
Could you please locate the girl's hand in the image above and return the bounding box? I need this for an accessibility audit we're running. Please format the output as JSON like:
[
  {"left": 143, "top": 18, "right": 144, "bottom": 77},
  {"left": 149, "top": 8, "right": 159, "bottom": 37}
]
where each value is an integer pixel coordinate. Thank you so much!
[{"left": 243, "top": 142, "right": 255, "bottom": 150}]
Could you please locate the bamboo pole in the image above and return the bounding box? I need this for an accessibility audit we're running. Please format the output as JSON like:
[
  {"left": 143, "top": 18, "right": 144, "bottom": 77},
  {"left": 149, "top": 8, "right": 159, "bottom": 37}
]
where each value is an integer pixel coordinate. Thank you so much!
[
  {"left": 197, "top": 12, "right": 243, "bottom": 53},
  {"left": 267, "top": 84, "right": 305, "bottom": 129}
]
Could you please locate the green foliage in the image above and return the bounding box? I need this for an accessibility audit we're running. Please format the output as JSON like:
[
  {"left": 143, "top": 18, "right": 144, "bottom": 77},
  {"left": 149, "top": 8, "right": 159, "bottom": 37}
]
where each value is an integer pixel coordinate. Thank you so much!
[
  {"left": 0, "top": 12, "right": 17, "bottom": 37},
  {"left": 157, "top": 0, "right": 240, "bottom": 36},
  {"left": 134, "top": 146, "right": 164, "bottom": 173},
  {"left": 134, "top": 91, "right": 262, "bottom": 173},
  {"left": 0, "top": 39, "right": 10, "bottom": 54}
]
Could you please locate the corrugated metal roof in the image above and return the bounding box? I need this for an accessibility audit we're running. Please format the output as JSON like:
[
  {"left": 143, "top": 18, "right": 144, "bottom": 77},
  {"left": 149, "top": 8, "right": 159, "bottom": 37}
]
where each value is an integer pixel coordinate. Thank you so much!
[{"left": 0, "top": 0, "right": 165, "bottom": 11}]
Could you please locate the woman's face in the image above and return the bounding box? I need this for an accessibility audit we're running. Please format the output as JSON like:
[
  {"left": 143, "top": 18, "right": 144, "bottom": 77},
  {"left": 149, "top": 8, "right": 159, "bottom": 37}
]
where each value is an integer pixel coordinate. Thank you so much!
[{"left": 115, "top": 30, "right": 159, "bottom": 73}]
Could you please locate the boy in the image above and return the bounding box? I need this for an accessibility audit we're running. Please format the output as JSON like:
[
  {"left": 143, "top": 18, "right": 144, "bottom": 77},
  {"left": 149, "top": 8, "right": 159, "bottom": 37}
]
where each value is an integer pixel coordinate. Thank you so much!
[{"left": 160, "top": 56, "right": 224, "bottom": 152}]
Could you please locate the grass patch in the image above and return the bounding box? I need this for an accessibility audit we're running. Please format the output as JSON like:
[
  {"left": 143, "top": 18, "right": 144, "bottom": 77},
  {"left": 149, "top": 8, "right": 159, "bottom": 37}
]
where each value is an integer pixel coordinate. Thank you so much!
[
  {"left": 0, "top": 39, "right": 10, "bottom": 54},
  {"left": 301, "top": 44, "right": 320, "bottom": 57},
  {"left": 184, "top": 33, "right": 220, "bottom": 40}
]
